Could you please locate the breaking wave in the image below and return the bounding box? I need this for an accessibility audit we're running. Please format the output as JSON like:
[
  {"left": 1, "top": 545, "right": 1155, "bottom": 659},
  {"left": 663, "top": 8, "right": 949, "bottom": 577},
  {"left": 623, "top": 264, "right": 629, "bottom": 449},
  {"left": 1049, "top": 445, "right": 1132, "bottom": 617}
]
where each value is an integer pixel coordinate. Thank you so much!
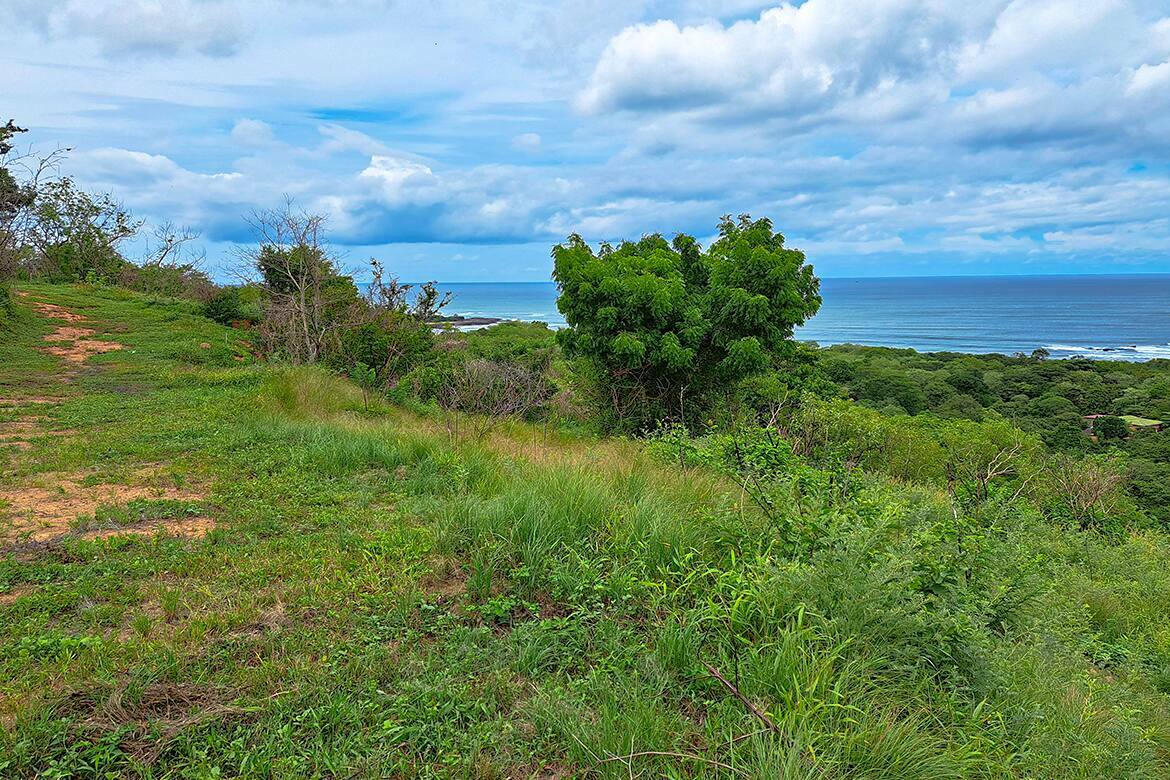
[{"left": 1045, "top": 343, "right": 1170, "bottom": 361}]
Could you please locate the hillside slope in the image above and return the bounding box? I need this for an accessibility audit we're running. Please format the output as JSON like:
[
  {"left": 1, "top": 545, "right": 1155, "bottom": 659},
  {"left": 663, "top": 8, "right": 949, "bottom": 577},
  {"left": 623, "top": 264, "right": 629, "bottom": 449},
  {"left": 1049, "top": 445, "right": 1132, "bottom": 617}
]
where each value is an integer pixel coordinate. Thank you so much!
[{"left": 2, "top": 285, "right": 1169, "bottom": 778}]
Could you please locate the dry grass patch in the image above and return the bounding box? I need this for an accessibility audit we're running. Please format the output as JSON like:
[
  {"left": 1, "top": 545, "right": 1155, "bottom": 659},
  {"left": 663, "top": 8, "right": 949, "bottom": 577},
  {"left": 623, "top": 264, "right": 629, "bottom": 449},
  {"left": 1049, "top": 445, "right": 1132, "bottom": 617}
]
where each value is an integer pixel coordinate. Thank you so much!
[{"left": 64, "top": 680, "right": 250, "bottom": 764}]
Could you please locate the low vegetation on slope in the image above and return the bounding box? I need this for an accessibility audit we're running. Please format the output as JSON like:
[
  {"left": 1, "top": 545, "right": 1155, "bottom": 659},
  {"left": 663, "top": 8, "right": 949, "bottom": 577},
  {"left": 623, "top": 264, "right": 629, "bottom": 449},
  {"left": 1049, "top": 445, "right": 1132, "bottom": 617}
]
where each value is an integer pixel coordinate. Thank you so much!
[{"left": 2, "top": 285, "right": 1170, "bottom": 778}]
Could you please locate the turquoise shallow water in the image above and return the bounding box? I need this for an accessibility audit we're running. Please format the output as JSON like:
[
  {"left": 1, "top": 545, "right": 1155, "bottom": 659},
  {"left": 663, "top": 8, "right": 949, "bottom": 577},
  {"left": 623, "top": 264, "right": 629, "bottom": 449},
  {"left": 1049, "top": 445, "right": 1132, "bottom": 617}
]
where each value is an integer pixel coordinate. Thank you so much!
[{"left": 422, "top": 275, "right": 1170, "bottom": 361}]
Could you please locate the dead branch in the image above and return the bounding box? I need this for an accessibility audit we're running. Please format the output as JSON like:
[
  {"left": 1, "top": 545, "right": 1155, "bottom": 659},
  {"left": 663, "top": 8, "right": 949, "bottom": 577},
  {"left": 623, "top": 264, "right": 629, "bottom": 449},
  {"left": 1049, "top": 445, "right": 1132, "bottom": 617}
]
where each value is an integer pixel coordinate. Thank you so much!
[{"left": 703, "top": 661, "right": 781, "bottom": 734}]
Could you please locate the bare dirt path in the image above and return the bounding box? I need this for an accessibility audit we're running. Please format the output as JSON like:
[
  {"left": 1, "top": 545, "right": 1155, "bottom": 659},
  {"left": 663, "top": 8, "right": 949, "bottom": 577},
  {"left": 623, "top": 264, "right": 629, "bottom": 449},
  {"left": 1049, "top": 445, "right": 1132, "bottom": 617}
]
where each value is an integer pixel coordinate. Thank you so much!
[
  {"left": 27, "top": 296, "right": 126, "bottom": 367},
  {"left": 0, "top": 296, "right": 211, "bottom": 549}
]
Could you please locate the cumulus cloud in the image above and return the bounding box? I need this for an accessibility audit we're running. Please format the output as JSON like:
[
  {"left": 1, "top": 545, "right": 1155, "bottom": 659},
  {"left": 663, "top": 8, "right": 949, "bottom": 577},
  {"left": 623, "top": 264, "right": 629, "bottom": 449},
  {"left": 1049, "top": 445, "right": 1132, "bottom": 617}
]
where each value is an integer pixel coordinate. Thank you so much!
[
  {"left": 577, "top": 1, "right": 981, "bottom": 117},
  {"left": 359, "top": 156, "right": 444, "bottom": 205},
  {"left": 9, "top": 0, "right": 1170, "bottom": 277},
  {"left": 230, "top": 118, "right": 275, "bottom": 146},
  {"left": 577, "top": 0, "right": 1170, "bottom": 149}
]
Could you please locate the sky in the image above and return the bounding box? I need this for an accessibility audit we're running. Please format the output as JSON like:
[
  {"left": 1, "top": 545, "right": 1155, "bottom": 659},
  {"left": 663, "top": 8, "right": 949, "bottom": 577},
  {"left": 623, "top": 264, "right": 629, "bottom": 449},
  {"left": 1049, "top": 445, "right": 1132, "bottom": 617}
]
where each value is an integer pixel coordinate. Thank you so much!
[{"left": 3, "top": 0, "right": 1170, "bottom": 282}]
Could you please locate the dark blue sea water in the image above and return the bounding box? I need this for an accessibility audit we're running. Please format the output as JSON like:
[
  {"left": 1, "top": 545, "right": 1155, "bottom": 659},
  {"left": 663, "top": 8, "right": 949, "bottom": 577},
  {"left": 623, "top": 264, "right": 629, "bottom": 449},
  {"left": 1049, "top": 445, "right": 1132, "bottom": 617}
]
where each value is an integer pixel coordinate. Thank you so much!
[{"left": 428, "top": 275, "right": 1170, "bottom": 361}]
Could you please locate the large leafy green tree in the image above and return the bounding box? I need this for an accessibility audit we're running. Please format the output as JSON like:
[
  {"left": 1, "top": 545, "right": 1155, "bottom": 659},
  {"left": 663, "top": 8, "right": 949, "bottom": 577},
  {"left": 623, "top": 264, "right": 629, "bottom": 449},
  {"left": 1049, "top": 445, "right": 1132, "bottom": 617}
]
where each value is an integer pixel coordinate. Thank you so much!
[
  {"left": 552, "top": 215, "right": 820, "bottom": 429},
  {"left": 25, "top": 178, "right": 140, "bottom": 281}
]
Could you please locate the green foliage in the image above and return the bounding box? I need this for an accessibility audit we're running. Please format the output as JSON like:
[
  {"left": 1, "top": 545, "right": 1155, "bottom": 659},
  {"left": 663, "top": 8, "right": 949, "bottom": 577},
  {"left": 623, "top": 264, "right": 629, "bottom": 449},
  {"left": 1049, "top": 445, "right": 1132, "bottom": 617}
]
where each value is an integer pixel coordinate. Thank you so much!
[
  {"left": 351, "top": 360, "right": 378, "bottom": 410},
  {"left": 116, "top": 261, "right": 216, "bottom": 301},
  {"left": 25, "top": 178, "right": 140, "bottom": 282},
  {"left": 1095, "top": 414, "right": 1129, "bottom": 440},
  {"left": 553, "top": 214, "right": 820, "bottom": 430},
  {"left": 6, "top": 284, "right": 1170, "bottom": 779},
  {"left": 819, "top": 344, "right": 1170, "bottom": 522},
  {"left": 331, "top": 311, "right": 434, "bottom": 385},
  {"left": 203, "top": 284, "right": 262, "bottom": 325}
]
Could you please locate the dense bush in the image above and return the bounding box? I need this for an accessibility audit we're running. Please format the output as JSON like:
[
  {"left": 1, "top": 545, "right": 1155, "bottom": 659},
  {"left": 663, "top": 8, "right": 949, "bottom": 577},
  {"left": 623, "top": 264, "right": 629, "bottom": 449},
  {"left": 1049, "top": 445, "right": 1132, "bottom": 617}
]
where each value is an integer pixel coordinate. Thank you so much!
[
  {"left": 818, "top": 344, "right": 1170, "bottom": 522},
  {"left": 117, "top": 262, "right": 217, "bottom": 302},
  {"left": 553, "top": 215, "right": 820, "bottom": 430},
  {"left": 203, "top": 285, "right": 262, "bottom": 325}
]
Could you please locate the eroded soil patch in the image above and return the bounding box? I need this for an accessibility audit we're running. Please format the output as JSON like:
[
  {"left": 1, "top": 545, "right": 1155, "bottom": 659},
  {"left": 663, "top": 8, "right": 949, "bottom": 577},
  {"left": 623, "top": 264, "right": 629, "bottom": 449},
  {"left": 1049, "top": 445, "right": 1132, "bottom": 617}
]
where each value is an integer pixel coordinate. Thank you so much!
[
  {"left": 0, "top": 417, "right": 73, "bottom": 451},
  {"left": 27, "top": 301, "right": 87, "bottom": 324},
  {"left": 0, "top": 584, "right": 37, "bottom": 606},
  {"left": 0, "top": 471, "right": 210, "bottom": 544},
  {"left": 27, "top": 300, "right": 125, "bottom": 366}
]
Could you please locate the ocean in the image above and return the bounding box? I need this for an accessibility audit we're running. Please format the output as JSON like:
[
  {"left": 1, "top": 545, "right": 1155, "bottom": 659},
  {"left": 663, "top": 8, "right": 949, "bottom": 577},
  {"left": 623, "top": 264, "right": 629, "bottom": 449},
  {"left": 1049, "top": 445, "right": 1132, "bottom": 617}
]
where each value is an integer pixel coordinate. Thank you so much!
[{"left": 427, "top": 275, "right": 1170, "bottom": 361}]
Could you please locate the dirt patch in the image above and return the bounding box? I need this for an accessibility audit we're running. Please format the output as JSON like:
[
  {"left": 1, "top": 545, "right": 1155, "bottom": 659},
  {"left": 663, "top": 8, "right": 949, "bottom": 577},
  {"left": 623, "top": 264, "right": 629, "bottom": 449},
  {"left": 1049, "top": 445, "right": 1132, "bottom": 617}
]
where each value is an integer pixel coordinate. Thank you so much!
[
  {"left": 29, "top": 301, "right": 88, "bottom": 324},
  {"left": 42, "top": 326, "right": 97, "bottom": 342},
  {"left": 66, "top": 681, "right": 248, "bottom": 764},
  {"left": 0, "top": 397, "right": 64, "bottom": 406},
  {"left": 0, "top": 420, "right": 70, "bottom": 439},
  {"left": 0, "top": 583, "right": 36, "bottom": 605},
  {"left": 229, "top": 600, "right": 288, "bottom": 640},
  {"left": 1, "top": 421, "right": 46, "bottom": 436},
  {"left": 0, "top": 471, "right": 209, "bottom": 544},
  {"left": 0, "top": 410, "right": 74, "bottom": 455},
  {"left": 422, "top": 561, "right": 467, "bottom": 601},
  {"left": 26, "top": 301, "right": 125, "bottom": 366},
  {"left": 85, "top": 515, "right": 217, "bottom": 541},
  {"left": 43, "top": 339, "right": 124, "bottom": 364}
]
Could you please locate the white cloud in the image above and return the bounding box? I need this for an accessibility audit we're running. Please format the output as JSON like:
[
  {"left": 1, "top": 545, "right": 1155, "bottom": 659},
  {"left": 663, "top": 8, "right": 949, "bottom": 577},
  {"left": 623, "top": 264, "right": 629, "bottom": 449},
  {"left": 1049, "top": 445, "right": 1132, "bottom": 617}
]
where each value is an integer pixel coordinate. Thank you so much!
[
  {"left": 577, "top": 0, "right": 1170, "bottom": 150},
  {"left": 511, "top": 132, "right": 541, "bottom": 153},
  {"left": 7, "top": 0, "right": 1170, "bottom": 277},
  {"left": 577, "top": 1, "right": 981, "bottom": 117},
  {"left": 1129, "top": 61, "right": 1170, "bottom": 94},
  {"left": 318, "top": 125, "right": 389, "bottom": 157},
  {"left": 230, "top": 118, "right": 275, "bottom": 146},
  {"left": 359, "top": 155, "right": 444, "bottom": 205},
  {"left": 7, "top": 0, "right": 248, "bottom": 57}
]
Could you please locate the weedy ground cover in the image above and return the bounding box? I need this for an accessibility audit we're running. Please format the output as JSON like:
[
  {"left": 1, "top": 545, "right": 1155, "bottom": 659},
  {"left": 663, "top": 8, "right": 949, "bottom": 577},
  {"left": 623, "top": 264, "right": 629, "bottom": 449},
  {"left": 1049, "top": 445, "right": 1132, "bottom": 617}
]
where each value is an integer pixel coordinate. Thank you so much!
[{"left": 2, "top": 284, "right": 1169, "bottom": 778}]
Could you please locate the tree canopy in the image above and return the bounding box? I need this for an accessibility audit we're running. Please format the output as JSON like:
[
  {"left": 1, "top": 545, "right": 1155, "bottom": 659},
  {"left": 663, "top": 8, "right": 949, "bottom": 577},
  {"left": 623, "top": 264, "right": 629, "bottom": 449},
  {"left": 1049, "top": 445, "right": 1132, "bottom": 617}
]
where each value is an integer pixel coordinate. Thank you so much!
[{"left": 552, "top": 215, "right": 820, "bottom": 428}]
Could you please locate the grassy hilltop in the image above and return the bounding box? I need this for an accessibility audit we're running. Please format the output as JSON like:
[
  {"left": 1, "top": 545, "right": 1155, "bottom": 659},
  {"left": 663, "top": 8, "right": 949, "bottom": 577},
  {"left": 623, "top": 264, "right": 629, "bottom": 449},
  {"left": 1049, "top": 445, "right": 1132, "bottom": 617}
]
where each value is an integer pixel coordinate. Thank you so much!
[{"left": 2, "top": 284, "right": 1170, "bottom": 778}]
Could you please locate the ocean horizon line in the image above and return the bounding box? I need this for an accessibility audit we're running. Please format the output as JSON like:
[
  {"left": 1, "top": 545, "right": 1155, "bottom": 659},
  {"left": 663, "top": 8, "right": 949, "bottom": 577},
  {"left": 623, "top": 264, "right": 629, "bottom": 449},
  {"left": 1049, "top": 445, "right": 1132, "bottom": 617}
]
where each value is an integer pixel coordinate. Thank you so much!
[{"left": 399, "top": 271, "right": 1170, "bottom": 285}]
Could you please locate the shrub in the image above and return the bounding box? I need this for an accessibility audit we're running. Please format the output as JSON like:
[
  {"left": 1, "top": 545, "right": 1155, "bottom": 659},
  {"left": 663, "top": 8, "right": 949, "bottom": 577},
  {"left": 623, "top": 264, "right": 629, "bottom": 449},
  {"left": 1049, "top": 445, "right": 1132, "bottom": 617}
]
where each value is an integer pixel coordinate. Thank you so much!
[
  {"left": 203, "top": 285, "right": 262, "bottom": 326},
  {"left": 437, "top": 358, "right": 553, "bottom": 435},
  {"left": 119, "top": 263, "right": 216, "bottom": 302},
  {"left": 1042, "top": 452, "right": 1133, "bottom": 531}
]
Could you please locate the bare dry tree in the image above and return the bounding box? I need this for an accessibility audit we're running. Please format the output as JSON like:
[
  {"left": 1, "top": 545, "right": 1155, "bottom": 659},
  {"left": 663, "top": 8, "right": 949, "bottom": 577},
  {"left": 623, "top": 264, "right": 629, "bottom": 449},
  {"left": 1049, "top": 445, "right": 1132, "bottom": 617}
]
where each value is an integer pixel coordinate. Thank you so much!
[
  {"left": 440, "top": 359, "right": 550, "bottom": 439},
  {"left": 238, "top": 199, "right": 346, "bottom": 364},
  {"left": 141, "top": 221, "right": 205, "bottom": 269},
  {"left": 1046, "top": 453, "right": 1128, "bottom": 526}
]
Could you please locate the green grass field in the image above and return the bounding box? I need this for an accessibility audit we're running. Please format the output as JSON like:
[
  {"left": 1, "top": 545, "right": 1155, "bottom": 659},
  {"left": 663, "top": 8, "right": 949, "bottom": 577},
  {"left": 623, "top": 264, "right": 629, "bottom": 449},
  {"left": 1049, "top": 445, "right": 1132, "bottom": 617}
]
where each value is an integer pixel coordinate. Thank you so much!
[{"left": 3, "top": 284, "right": 1170, "bottom": 778}]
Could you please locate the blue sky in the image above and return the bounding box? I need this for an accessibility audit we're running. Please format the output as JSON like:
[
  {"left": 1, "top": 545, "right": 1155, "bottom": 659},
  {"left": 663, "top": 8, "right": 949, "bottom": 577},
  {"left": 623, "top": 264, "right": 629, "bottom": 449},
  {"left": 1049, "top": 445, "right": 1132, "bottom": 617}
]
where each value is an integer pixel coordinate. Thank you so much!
[{"left": 4, "top": 0, "right": 1170, "bottom": 281}]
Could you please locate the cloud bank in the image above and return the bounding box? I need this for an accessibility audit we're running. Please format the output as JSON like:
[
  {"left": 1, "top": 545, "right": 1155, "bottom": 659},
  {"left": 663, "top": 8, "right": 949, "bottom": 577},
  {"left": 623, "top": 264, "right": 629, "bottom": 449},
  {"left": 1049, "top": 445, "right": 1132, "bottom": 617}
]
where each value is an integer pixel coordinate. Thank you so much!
[{"left": 4, "top": 0, "right": 1170, "bottom": 279}]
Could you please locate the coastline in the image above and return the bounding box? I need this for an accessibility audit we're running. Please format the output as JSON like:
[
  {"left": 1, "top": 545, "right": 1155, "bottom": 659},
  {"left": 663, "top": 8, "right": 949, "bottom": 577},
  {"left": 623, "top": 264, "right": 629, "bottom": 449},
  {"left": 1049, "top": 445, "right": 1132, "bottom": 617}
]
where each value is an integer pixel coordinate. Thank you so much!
[{"left": 422, "top": 275, "right": 1170, "bottom": 362}]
